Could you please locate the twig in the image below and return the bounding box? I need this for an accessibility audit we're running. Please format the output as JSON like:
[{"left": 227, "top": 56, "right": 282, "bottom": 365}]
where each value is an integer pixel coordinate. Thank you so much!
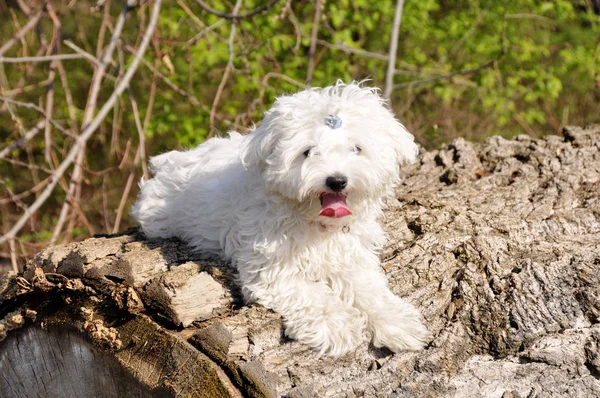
[
  {"left": 44, "top": 62, "right": 56, "bottom": 166},
  {"left": 83, "top": 2, "right": 135, "bottom": 129},
  {"left": 384, "top": 0, "right": 405, "bottom": 100},
  {"left": 9, "top": 239, "right": 18, "bottom": 273},
  {"left": 504, "top": 13, "right": 556, "bottom": 23},
  {"left": 0, "top": 88, "right": 26, "bottom": 135},
  {"left": 110, "top": 97, "right": 124, "bottom": 157},
  {"left": 16, "top": 0, "right": 31, "bottom": 15},
  {"left": 194, "top": 0, "right": 281, "bottom": 20},
  {"left": 306, "top": 0, "right": 323, "bottom": 85},
  {"left": 259, "top": 72, "right": 306, "bottom": 102},
  {"left": 177, "top": 0, "right": 205, "bottom": 28},
  {"left": 0, "top": 97, "right": 73, "bottom": 137},
  {"left": 127, "top": 89, "right": 148, "bottom": 178},
  {"left": 0, "top": 176, "right": 51, "bottom": 205},
  {"left": 209, "top": 0, "right": 242, "bottom": 132},
  {"left": 124, "top": 44, "right": 205, "bottom": 108},
  {"left": 8, "top": 8, "right": 29, "bottom": 60},
  {"left": 118, "top": 139, "right": 133, "bottom": 169},
  {"left": 0, "top": 77, "right": 53, "bottom": 96},
  {"left": 0, "top": 53, "right": 87, "bottom": 63},
  {"left": 142, "top": 61, "right": 159, "bottom": 146},
  {"left": 56, "top": 58, "right": 79, "bottom": 135},
  {"left": 393, "top": 59, "right": 498, "bottom": 89},
  {"left": 112, "top": 59, "right": 157, "bottom": 233},
  {"left": 52, "top": 0, "right": 138, "bottom": 244},
  {"left": 0, "top": 178, "right": 30, "bottom": 217},
  {"left": 68, "top": 197, "right": 96, "bottom": 236},
  {"left": 0, "top": 7, "right": 44, "bottom": 57},
  {"left": 283, "top": 0, "right": 301, "bottom": 51},
  {"left": 513, "top": 113, "right": 536, "bottom": 136},
  {"left": 186, "top": 19, "right": 225, "bottom": 46},
  {"left": 102, "top": 175, "right": 112, "bottom": 232},
  {"left": 0, "top": 120, "right": 45, "bottom": 160},
  {"left": 0, "top": 0, "right": 162, "bottom": 246},
  {"left": 44, "top": 3, "right": 62, "bottom": 166},
  {"left": 0, "top": 12, "right": 48, "bottom": 101},
  {"left": 449, "top": 11, "right": 483, "bottom": 56},
  {"left": 316, "top": 39, "right": 388, "bottom": 61},
  {"left": 63, "top": 40, "right": 104, "bottom": 66},
  {"left": 96, "top": 0, "right": 112, "bottom": 58},
  {"left": 0, "top": 156, "right": 52, "bottom": 174},
  {"left": 113, "top": 146, "right": 141, "bottom": 234}
]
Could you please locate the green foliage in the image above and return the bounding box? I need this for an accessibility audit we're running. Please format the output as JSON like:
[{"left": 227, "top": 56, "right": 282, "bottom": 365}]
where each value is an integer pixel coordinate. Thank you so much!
[{"left": 135, "top": 0, "right": 599, "bottom": 148}]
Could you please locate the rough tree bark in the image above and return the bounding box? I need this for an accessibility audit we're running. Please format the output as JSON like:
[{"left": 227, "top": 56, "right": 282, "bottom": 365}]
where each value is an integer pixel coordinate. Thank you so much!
[{"left": 1, "top": 126, "right": 599, "bottom": 398}]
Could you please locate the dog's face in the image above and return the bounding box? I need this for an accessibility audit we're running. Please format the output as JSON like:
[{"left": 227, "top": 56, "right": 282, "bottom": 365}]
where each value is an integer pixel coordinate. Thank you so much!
[{"left": 241, "top": 82, "right": 418, "bottom": 224}]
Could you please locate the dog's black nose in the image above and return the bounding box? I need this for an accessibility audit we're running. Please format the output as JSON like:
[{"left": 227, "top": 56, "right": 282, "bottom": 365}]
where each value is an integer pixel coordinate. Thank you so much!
[{"left": 326, "top": 176, "right": 348, "bottom": 192}]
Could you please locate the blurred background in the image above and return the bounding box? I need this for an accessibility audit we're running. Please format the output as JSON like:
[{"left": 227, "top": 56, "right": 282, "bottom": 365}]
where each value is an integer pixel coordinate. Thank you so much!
[{"left": 1, "top": 0, "right": 599, "bottom": 273}]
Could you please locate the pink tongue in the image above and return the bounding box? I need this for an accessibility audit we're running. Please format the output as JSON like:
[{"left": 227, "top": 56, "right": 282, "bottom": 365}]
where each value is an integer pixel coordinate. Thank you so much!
[{"left": 319, "top": 194, "right": 352, "bottom": 218}]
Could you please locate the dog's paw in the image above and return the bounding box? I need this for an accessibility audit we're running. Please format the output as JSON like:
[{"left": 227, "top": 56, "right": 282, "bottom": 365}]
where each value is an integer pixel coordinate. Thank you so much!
[
  {"left": 286, "top": 306, "right": 366, "bottom": 358},
  {"left": 371, "top": 303, "right": 431, "bottom": 352}
]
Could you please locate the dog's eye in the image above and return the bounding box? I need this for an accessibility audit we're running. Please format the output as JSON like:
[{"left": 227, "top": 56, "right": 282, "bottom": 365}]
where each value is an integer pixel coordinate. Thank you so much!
[
  {"left": 303, "top": 148, "right": 311, "bottom": 158},
  {"left": 352, "top": 146, "right": 362, "bottom": 154}
]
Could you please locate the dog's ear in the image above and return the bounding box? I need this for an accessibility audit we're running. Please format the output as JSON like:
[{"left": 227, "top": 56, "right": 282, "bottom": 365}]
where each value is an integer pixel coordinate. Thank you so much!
[
  {"left": 349, "top": 83, "right": 418, "bottom": 166},
  {"left": 387, "top": 119, "right": 419, "bottom": 165},
  {"left": 240, "top": 114, "right": 278, "bottom": 169}
]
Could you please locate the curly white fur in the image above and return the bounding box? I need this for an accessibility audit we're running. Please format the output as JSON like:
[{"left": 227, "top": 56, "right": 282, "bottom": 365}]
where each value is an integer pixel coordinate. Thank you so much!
[{"left": 132, "top": 81, "right": 430, "bottom": 357}]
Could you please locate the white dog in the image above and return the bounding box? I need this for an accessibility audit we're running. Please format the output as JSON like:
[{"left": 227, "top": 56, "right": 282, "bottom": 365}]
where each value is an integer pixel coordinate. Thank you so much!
[{"left": 132, "top": 81, "right": 429, "bottom": 357}]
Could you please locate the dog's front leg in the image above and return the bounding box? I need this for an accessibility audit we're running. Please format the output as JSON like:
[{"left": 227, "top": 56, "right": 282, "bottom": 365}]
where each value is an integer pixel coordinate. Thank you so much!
[
  {"left": 243, "top": 276, "right": 367, "bottom": 357},
  {"left": 341, "top": 254, "right": 430, "bottom": 352}
]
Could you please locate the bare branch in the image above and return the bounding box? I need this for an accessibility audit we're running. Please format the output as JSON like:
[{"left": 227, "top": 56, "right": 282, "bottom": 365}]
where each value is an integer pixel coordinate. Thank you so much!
[
  {"left": 0, "top": 0, "right": 163, "bottom": 246},
  {"left": 259, "top": 72, "right": 306, "bottom": 103},
  {"left": 0, "top": 176, "right": 51, "bottom": 205},
  {"left": 0, "top": 53, "right": 87, "bottom": 63},
  {"left": 52, "top": 0, "right": 138, "bottom": 243},
  {"left": 316, "top": 39, "right": 388, "bottom": 61},
  {"left": 82, "top": 2, "right": 133, "bottom": 128},
  {"left": 63, "top": 40, "right": 103, "bottom": 66},
  {"left": 8, "top": 239, "right": 18, "bottom": 273},
  {"left": 186, "top": 19, "right": 226, "bottom": 46},
  {"left": 96, "top": 0, "right": 112, "bottom": 57},
  {"left": 16, "top": 0, "right": 32, "bottom": 16},
  {"left": 393, "top": 59, "right": 498, "bottom": 89},
  {"left": 306, "top": 0, "right": 324, "bottom": 86},
  {"left": 0, "top": 156, "right": 51, "bottom": 174},
  {"left": 0, "top": 97, "right": 73, "bottom": 137},
  {"left": 112, "top": 60, "right": 159, "bottom": 232},
  {"left": 125, "top": 44, "right": 204, "bottom": 108},
  {"left": 384, "top": 0, "right": 405, "bottom": 101},
  {"left": 0, "top": 78, "right": 53, "bottom": 96},
  {"left": 113, "top": 146, "right": 141, "bottom": 234},
  {"left": 44, "top": 2, "right": 62, "bottom": 166},
  {"left": 0, "top": 120, "right": 45, "bottom": 160},
  {"left": 504, "top": 13, "right": 556, "bottom": 23},
  {"left": 209, "top": 0, "right": 242, "bottom": 132},
  {"left": 283, "top": 0, "right": 302, "bottom": 51},
  {"left": 127, "top": 89, "right": 148, "bottom": 178},
  {"left": 194, "top": 0, "right": 281, "bottom": 20},
  {"left": 177, "top": 0, "right": 205, "bottom": 28},
  {"left": 0, "top": 7, "right": 44, "bottom": 57},
  {"left": 44, "top": 65, "right": 56, "bottom": 166},
  {"left": 56, "top": 59, "right": 79, "bottom": 134}
]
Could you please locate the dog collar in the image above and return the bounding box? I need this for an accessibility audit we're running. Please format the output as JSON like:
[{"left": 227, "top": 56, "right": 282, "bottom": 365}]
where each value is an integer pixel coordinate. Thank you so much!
[{"left": 310, "top": 221, "right": 350, "bottom": 233}]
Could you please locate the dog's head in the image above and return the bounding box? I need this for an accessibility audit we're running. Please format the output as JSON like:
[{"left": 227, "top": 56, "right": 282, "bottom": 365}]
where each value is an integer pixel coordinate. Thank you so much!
[{"left": 241, "top": 81, "right": 418, "bottom": 224}]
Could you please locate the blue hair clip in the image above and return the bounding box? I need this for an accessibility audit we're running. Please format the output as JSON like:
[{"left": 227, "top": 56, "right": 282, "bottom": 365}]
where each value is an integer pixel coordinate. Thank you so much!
[{"left": 324, "top": 114, "right": 342, "bottom": 129}]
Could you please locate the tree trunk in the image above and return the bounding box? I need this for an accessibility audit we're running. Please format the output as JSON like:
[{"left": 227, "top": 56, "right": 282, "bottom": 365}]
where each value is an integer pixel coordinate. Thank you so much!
[{"left": 1, "top": 126, "right": 599, "bottom": 398}]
